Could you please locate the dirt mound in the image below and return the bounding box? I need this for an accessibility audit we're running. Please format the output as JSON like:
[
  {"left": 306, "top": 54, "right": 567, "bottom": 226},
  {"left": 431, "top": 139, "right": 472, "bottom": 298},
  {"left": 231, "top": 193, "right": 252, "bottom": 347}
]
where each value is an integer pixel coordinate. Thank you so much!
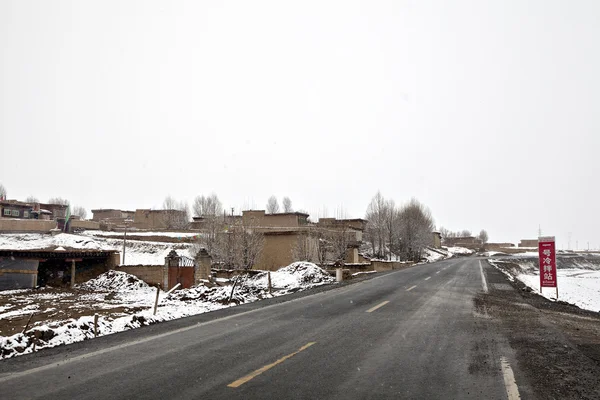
[{"left": 78, "top": 271, "right": 149, "bottom": 291}]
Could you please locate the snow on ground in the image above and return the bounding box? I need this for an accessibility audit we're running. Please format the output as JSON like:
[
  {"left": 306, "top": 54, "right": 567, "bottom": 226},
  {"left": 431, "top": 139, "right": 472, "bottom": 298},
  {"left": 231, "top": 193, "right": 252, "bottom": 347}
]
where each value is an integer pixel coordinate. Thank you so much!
[
  {"left": 423, "top": 248, "right": 449, "bottom": 262},
  {"left": 0, "top": 263, "right": 335, "bottom": 359},
  {"left": 78, "top": 270, "right": 149, "bottom": 291},
  {"left": 422, "top": 246, "right": 473, "bottom": 263},
  {"left": 246, "top": 262, "right": 335, "bottom": 290},
  {"left": 0, "top": 233, "right": 196, "bottom": 266},
  {"left": 0, "top": 233, "right": 103, "bottom": 251},
  {"left": 516, "top": 270, "right": 600, "bottom": 312},
  {"left": 83, "top": 231, "right": 201, "bottom": 238},
  {"left": 352, "top": 271, "right": 377, "bottom": 277},
  {"left": 445, "top": 246, "right": 475, "bottom": 256},
  {"left": 481, "top": 251, "right": 509, "bottom": 257},
  {"left": 488, "top": 255, "right": 600, "bottom": 313}
]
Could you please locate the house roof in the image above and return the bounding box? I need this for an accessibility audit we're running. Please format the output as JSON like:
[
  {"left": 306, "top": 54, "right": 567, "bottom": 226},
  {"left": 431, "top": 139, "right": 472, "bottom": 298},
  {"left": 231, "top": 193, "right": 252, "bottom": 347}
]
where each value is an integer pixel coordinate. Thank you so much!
[{"left": 91, "top": 209, "right": 135, "bottom": 213}]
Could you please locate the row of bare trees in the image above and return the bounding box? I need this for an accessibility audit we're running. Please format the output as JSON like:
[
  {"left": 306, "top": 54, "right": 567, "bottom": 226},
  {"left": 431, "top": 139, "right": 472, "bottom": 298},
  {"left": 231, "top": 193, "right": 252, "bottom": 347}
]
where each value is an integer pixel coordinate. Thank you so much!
[
  {"left": 438, "top": 227, "right": 489, "bottom": 244},
  {"left": 364, "top": 191, "right": 436, "bottom": 261},
  {"left": 266, "top": 195, "right": 293, "bottom": 213},
  {"left": 190, "top": 193, "right": 265, "bottom": 270},
  {"left": 290, "top": 225, "right": 352, "bottom": 266}
]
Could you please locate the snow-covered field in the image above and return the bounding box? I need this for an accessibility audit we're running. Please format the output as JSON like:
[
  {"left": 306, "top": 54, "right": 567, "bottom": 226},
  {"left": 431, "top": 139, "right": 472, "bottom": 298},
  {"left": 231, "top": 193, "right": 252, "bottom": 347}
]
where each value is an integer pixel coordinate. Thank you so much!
[
  {"left": 488, "top": 255, "right": 600, "bottom": 313},
  {"left": 0, "top": 262, "right": 334, "bottom": 359},
  {"left": 0, "top": 233, "right": 196, "bottom": 266}
]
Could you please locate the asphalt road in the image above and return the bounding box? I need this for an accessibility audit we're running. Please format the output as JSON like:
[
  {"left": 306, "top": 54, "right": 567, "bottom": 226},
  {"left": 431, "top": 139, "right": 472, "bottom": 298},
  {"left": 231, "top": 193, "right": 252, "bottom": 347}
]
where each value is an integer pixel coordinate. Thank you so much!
[{"left": 0, "top": 258, "right": 523, "bottom": 399}]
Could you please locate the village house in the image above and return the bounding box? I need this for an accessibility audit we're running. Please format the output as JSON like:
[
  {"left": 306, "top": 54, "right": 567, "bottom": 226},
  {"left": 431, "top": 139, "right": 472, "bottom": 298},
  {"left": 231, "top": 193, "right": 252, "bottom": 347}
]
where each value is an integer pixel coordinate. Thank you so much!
[
  {"left": 442, "top": 236, "right": 483, "bottom": 250},
  {"left": 91, "top": 209, "right": 135, "bottom": 223},
  {"left": 133, "top": 209, "right": 188, "bottom": 230},
  {"left": 519, "top": 239, "right": 538, "bottom": 248},
  {"left": 219, "top": 210, "right": 368, "bottom": 271},
  {"left": 1, "top": 199, "right": 67, "bottom": 221}
]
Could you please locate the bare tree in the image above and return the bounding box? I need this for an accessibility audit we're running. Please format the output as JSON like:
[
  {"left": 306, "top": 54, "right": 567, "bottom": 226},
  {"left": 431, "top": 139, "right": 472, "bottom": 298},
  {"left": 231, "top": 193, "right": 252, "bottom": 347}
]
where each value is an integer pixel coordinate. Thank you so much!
[
  {"left": 25, "top": 195, "right": 39, "bottom": 203},
  {"left": 315, "top": 229, "right": 332, "bottom": 267},
  {"left": 193, "top": 193, "right": 222, "bottom": 217},
  {"left": 365, "top": 191, "right": 388, "bottom": 259},
  {"left": 383, "top": 199, "right": 399, "bottom": 260},
  {"left": 478, "top": 229, "right": 489, "bottom": 244},
  {"left": 330, "top": 226, "right": 351, "bottom": 263},
  {"left": 266, "top": 195, "right": 280, "bottom": 214},
  {"left": 48, "top": 197, "right": 70, "bottom": 206},
  {"left": 439, "top": 227, "right": 452, "bottom": 239},
  {"left": 193, "top": 193, "right": 223, "bottom": 255},
  {"left": 162, "top": 196, "right": 190, "bottom": 229},
  {"left": 0, "top": 184, "right": 7, "bottom": 200},
  {"left": 213, "top": 217, "right": 264, "bottom": 270},
  {"left": 396, "top": 198, "right": 435, "bottom": 261},
  {"left": 292, "top": 231, "right": 317, "bottom": 262},
  {"left": 73, "top": 206, "right": 87, "bottom": 220},
  {"left": 459, "top": 229, "right": 472, "bottom": 237},
  {"left": 282, "top": 196, "right": 293, "bottom": 213}
]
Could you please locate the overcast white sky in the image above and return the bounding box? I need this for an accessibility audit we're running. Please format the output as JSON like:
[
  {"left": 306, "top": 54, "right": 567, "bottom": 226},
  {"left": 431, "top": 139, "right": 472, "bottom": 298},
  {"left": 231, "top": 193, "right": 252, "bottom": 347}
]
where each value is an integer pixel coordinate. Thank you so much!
[{"left": 1, "top": 1, "right": 598, "bottom": 248}]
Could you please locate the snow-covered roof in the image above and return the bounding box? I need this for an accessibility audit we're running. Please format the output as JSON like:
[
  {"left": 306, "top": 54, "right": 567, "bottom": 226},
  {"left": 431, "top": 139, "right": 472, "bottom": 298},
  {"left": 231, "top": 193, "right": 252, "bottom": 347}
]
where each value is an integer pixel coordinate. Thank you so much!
[{"left": 0, "top": 233, "right": 195, "bottom": 266}]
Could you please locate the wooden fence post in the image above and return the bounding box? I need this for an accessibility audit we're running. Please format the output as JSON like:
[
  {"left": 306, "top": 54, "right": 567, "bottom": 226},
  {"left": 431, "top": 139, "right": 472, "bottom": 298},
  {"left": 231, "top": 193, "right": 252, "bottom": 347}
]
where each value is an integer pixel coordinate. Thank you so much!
[
  {"left": 153, "top": 285, "right": 161, "bottom": 315},
  {"left": 268, "top": 272, "right": 272, "bottom": 294}
]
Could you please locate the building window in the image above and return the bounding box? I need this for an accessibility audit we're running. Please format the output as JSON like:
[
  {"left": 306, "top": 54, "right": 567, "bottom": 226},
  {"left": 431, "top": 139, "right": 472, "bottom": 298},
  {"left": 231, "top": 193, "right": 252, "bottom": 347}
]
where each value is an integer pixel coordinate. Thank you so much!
[
  {"left": 23, "top": 211, "right": 29, "bottom": 218},
  {"left": 11, "top": 209, "right": 20, "bottom": 217},
  {"left": 3, "top": 209, "right": 10, "bottom": 216}
]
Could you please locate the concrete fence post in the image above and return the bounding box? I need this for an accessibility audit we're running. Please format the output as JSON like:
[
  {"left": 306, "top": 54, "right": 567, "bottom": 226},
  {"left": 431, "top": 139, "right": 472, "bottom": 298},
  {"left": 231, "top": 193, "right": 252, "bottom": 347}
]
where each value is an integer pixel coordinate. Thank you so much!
[{"left": 336, "top": 268, "right": 343, "bottom": 282}]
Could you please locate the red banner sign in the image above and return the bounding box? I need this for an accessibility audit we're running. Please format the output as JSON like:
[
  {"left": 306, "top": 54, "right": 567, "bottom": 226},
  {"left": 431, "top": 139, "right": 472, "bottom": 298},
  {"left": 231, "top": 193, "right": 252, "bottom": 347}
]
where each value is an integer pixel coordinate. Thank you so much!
[{"left": 539, "top": 237, "right": 557, "bottom": 288}]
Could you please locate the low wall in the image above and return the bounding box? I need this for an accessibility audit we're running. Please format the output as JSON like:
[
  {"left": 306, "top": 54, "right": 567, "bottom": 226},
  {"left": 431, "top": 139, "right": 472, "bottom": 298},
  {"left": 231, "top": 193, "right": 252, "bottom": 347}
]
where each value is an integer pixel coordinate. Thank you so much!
[
  {"left": 371, "top": 260, "right": 415, "bottom": 272},
  {"left": 0, "top": 218, "right": 56, "bottom": 233},
  {"left": 71, "top": 220, "right": 100, "bottom": 230},
  {"left": 495, "top": 247, "right": 537, "bottom": 254},
  {"left": 117, "top": 265, "right": 165, "bottom": 286}
]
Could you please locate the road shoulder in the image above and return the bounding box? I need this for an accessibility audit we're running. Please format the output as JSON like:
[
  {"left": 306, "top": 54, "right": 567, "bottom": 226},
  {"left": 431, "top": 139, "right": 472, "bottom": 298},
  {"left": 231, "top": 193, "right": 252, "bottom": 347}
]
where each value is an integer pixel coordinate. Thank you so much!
[{"left": 481, "top": 260, "right": 600, "bottom": 399}]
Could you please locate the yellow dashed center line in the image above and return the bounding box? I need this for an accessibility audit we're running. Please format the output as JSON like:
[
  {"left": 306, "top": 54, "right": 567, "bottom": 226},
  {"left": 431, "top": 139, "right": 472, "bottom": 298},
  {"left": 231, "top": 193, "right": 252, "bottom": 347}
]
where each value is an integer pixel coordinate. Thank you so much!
[
  {"left": 366, "top": 301, "right": 390, "bottom": 313},
  {"left": 406, "top": 285, "right": 417, "bottom": 291},
  {"left": 227, "top": 342, "right": 316, "bottom": 388}
]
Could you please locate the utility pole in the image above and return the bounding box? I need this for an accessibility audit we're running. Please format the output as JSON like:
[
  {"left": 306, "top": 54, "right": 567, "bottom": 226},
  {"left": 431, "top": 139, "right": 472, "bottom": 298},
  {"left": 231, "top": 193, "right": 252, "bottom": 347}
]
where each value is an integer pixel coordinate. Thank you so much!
[
  {"left": 122, "top": 219, "right": 133, "bottom": 265},
  {"left": 123, "top": 228, "right": 126, "bottom": 265}
]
